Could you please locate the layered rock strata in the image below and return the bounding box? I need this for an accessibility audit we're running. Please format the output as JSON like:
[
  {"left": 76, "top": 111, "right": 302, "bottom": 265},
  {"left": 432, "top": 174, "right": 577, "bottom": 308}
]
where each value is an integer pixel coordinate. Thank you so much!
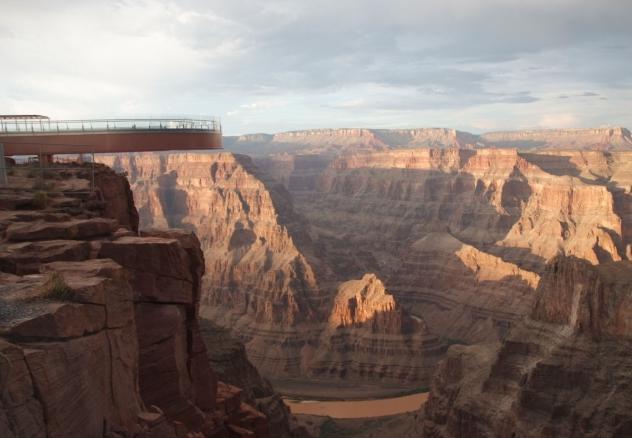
[
  {"left": 309, "top": 274, "right": 444, "bottom": 383},
  {"left": 423, "top": 256, "right": 632, "bottom": 437},
  {"left": 101, "top": 152, "right": 442, "bottom": 389},
  {"left": 292, "top": 147, "right": 627, "bottom": 341},
  {"left": 100, "top": 145, "right": 632, "bottom": 392},
  {"left": 0, "top": 164, "right": 277, "bottom": 437}
]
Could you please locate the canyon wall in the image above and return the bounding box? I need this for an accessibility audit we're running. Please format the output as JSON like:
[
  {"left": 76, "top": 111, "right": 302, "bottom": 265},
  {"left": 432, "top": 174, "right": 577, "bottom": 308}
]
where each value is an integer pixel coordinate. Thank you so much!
[
  {"left": 0, "top": 164, "right": 287, "bottom": 437},
  {"left": 100, "top": 152, "right": 326, "bottom": 378},
  {"left": 293, "top": 147, "right": 628, "bottom": 343},
  {"left": 422, "top": 255, "right": 632, "bottom": 437}
]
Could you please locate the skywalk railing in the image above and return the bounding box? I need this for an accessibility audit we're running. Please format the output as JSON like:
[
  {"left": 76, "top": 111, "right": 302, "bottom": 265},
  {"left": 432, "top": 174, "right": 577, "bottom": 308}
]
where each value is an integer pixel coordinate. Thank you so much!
[{"left": 0, "top": 117, "right": 221, "bottom": 134}]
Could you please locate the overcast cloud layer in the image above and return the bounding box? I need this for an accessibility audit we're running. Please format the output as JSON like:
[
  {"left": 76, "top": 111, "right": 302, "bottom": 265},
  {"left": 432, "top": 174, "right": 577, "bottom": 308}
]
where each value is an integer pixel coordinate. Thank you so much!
[{"left": 1, "top": 0, "right": 631, "bottom": 134}]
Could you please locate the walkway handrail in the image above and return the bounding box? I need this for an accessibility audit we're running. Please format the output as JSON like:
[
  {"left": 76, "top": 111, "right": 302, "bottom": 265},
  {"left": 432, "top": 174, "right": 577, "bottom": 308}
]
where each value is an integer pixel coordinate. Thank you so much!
[{"left": 0, "top": 117, "right": 221, "bottom": 134}]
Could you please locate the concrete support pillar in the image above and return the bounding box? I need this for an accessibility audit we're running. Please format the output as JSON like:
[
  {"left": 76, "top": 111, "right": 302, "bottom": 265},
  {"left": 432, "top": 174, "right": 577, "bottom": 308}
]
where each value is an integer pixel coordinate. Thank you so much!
[
  {"left": 39, "top": 153, "right": 53, "bottom": 166},
  {"left": 0, "top": 143, "right": 7, "bottom": 186}
]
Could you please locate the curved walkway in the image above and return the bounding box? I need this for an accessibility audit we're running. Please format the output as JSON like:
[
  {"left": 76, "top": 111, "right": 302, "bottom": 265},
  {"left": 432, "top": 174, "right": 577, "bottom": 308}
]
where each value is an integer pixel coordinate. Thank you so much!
[{"left": 0, "top": 117, "right": 222, "bottom": 155}]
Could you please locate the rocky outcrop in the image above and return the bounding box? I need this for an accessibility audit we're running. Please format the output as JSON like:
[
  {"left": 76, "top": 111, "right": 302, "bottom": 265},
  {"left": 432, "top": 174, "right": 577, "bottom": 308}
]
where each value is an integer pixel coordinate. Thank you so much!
[
  {"left": 309, "top": 274, "right": 444, "bottom": 383},
  {"left": 199, "top": 320, "right": 297, "bottom": 438},
  {"left": 94, "top": 165, "right": 140, "bottom": 232},
  {"left": 422, "top": 256, "right": 632, "bottom": 437},
  {"left": 328, "top": 274, "right": 405, "bottom": 333},
  {"left": 0, "top": 164, "right": 277, "bottom": 437}
]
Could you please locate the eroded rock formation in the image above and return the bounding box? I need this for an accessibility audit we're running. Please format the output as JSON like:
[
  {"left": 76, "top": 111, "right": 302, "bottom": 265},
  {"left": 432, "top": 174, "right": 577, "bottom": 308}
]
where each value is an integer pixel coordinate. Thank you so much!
[
  {"left": 310, "top": 274, "right": 444, "bottom": 383},
  {"left": 422, "top": 256, "right": 632, "bottom": 437}
]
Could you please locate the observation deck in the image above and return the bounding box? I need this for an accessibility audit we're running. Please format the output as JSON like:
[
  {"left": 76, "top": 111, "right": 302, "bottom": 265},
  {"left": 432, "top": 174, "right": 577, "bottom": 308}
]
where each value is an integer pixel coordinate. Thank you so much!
[{"left": 0, "top": 115, "right": 223, "bottom": 156}]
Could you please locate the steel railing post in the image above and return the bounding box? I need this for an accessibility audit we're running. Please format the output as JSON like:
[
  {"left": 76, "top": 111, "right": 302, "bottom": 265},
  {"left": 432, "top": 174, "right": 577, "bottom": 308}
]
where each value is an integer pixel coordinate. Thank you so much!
[
  {"left": 91, "top": 151, "right": 95, "bottom": 192},
  {"left": 0, "top": 143, "right": 7, "bottom": 187},
  {"left": 39, "top": 143, "right": 44, "bottom": 192}
]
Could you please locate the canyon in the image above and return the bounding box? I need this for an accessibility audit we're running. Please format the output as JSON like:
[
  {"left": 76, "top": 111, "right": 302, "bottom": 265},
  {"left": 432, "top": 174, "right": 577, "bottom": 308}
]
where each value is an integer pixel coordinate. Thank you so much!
[{"left": 98, "top": 128, "right": 632, "bottom": 403}]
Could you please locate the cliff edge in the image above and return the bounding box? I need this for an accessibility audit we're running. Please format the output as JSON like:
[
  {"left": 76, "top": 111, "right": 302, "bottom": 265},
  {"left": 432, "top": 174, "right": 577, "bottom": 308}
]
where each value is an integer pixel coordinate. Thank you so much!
[{"left": 0, "top": 163, "right": 291, "bottom": 437}]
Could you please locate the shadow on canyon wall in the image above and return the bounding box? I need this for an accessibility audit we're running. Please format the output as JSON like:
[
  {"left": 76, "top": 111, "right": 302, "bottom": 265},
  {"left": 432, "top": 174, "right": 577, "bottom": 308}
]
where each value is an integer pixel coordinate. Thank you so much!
[
  {"left": 157, "top": 170, "right": 195, "bottom": 231},
  {"left": 307, "top": 165, "right": 543, "bottom": 277}
]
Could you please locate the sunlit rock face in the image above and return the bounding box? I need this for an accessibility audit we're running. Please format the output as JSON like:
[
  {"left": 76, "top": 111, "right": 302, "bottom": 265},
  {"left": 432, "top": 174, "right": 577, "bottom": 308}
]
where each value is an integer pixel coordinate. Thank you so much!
[
  {"left": 422, "top": 256, "right": 632, "bottom": 438},
  {"left": 311, "top": 273, "right": 445, "bottom": 384}
]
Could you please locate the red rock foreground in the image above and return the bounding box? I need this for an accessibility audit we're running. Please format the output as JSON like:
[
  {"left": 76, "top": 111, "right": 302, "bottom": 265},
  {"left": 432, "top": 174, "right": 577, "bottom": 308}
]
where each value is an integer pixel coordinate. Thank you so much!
[{"left": 0, "top": 164, "right": 298, "bottom": 437}]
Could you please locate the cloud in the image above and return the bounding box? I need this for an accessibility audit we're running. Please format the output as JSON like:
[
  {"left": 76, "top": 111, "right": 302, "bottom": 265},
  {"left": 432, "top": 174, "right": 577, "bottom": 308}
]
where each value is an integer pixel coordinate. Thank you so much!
[
  {"left": 0, "top": 0, "right": 630, "bottom": 134},
  {"left": 539, "top": 113, "right": 579, "bottom": 128}
]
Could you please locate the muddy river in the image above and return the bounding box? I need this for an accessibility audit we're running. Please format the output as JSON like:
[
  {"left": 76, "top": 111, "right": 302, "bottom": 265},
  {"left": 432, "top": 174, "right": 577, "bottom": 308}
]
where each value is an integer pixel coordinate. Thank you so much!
[{"left": 283, "top": 392, "right": 428, "bottom": 418}]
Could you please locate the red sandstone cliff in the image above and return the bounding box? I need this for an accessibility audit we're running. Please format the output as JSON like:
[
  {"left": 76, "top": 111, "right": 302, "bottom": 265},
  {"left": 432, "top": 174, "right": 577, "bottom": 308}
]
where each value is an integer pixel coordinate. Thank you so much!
[
  {"left": 0, "top": 164, "right": 284, "bottom": 437},
  {"left": 98, "top": 147, "right": 632, "bottom": 391}
]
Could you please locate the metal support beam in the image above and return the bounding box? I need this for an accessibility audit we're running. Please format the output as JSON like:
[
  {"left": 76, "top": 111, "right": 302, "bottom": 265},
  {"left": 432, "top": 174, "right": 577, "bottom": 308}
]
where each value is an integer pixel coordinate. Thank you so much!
[{"left": 0, "top": 143, "right": 7, "bottom": 186}]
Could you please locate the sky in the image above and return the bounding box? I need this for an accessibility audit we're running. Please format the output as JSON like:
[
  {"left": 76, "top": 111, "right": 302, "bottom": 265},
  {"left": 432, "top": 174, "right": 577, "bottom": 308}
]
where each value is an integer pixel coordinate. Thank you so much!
[{"left": 1, "top": 0, "right": 631, "bottom": 135}]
